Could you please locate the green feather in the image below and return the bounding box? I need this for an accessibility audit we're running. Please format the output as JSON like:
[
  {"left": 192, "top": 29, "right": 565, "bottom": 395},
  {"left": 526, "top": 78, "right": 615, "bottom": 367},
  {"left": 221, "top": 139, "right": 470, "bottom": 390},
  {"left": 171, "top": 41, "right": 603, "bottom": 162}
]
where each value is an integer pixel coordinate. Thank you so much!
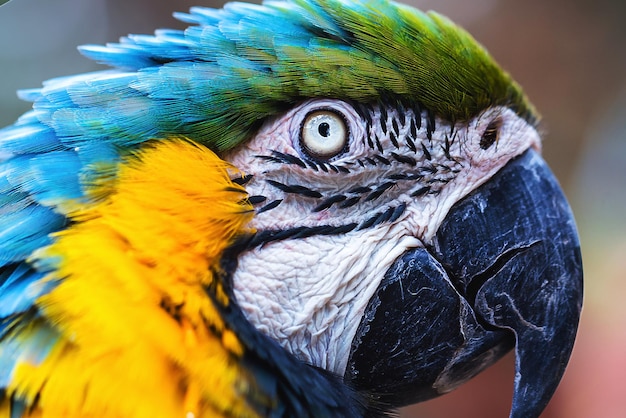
[
  {"left": 192, "top": 0, "right": 538, "bottom": 150},
  {"left": 22, "top": 0, "right": 538, "bottom": 154}
]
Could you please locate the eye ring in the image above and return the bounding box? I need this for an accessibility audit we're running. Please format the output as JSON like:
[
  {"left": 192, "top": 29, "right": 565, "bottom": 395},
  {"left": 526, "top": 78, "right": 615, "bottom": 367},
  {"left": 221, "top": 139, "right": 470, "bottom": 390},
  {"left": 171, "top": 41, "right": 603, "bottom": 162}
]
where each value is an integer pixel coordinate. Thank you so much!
[{"left": 300, "top": 109, "right": 349, "bottom": 160}]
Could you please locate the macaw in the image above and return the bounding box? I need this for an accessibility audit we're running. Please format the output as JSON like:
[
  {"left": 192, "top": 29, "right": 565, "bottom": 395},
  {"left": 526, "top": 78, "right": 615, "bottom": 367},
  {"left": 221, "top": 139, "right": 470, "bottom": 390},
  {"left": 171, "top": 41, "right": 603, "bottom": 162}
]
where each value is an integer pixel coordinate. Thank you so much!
[{"left": 0, "top": 0, "right": 583, "bottom": 417}]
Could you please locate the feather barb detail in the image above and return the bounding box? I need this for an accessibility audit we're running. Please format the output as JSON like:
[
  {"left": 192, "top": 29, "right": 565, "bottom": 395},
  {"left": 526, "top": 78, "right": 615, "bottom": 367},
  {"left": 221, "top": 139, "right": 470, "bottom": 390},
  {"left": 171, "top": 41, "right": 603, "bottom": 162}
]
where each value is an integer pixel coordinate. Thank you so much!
[{"left": 7, "top": 138, "right": 256, "bottom": 418}]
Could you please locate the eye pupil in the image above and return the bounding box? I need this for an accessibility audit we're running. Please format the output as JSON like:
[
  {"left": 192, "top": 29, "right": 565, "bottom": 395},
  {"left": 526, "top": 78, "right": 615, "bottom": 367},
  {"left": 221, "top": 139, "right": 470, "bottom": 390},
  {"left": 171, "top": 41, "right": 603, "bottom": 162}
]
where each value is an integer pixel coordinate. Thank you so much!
[{"left": 318, "top": 122, "right": 331, "bottom": 137}]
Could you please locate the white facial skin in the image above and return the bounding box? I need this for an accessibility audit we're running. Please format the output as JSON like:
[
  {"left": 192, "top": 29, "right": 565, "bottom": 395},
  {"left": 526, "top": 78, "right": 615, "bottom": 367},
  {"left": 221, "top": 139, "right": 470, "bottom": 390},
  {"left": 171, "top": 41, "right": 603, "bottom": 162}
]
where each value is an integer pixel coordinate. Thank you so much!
[{"left": 223, "top": 99, "right": 540, "bottom": 375}]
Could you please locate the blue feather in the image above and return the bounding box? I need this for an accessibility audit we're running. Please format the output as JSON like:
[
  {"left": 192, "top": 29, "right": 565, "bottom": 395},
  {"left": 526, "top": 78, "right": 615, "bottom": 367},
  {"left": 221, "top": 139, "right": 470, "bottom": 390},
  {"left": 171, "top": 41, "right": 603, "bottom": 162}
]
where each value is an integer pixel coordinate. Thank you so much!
[
  {"left": 78, "top": 30, "right": 193, "bottom": 71},
  {"left": 0, "top": 205, "right": 66, "bottom": 266},
  {"left": 0, "top": 316, "right": 60, "bottom": 388},
  {"left": 2, "top": 152, "right": 83, "bottom": 206},
  {"left": 0, "top": 264, "right": 52, "bottom": 318},
  {"left": 0, "top": 125, "right": 61, "bottom": 154},
  {"left": 78, "top": 44, "right": 162, "bottom": 70},
  {"left": 0, "top": 0, "right": 388, "bottom": 284}
]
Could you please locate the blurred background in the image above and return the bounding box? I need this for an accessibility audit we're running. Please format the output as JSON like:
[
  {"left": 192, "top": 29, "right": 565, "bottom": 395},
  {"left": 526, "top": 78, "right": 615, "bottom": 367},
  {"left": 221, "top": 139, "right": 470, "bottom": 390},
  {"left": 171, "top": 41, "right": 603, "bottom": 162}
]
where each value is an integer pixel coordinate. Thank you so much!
[{"left": 1, "top": 0, "right": 624, "bottom": 416}]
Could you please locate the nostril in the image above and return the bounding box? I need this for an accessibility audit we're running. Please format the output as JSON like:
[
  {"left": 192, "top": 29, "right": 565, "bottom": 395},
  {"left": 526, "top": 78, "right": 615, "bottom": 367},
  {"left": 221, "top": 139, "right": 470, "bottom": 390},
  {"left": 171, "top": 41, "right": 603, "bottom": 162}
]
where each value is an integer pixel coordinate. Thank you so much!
[{"left": 480, "top": 118, "right": 502, "bottom": 150}]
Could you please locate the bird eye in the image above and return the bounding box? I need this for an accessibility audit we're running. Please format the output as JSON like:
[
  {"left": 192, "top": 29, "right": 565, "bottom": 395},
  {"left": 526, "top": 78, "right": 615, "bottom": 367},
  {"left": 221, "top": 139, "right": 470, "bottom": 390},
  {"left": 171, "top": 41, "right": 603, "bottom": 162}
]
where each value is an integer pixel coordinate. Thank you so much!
[{"left": 300, "top": 110, "right": 348, "bottom": 159}]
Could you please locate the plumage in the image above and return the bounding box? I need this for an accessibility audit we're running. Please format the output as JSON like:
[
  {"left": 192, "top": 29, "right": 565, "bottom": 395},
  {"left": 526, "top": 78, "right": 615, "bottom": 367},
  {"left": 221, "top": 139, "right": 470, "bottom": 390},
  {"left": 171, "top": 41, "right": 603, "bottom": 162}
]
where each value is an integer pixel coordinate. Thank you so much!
[
  {"left": 2, "top": 140, "right": 257, "bottom": 418},
  {"left": 0, "top": 1, "right": 582, "bottom": 417}
]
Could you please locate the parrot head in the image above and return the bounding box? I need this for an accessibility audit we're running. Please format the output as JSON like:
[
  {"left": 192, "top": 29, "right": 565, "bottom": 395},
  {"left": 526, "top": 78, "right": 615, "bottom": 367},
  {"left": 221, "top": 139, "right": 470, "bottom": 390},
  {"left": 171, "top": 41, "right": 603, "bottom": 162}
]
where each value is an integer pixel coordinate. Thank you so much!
[{"left": 0, "top": 1, "right": 582, "bottom": 417}]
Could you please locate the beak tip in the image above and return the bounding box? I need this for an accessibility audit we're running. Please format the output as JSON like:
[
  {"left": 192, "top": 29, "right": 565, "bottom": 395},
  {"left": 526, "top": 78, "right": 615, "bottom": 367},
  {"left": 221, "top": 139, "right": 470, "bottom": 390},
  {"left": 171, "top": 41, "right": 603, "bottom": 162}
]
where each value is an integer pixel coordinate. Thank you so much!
[
  {"left": 475, "top": 236, "right": 582, "bottom": 418},
  {"left": 436, "top": 149, "right": 583, "bottom": 417},
  {"left": 510, "top": 286, "right": 582, "bottom": 418}
]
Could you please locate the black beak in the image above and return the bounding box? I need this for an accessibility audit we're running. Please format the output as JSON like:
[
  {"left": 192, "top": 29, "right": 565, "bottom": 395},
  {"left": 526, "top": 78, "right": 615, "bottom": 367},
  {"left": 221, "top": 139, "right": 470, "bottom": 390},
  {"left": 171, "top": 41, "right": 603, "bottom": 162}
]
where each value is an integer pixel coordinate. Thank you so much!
[{"left": 346, "top": 149, "right": 583, "bottom": 418}]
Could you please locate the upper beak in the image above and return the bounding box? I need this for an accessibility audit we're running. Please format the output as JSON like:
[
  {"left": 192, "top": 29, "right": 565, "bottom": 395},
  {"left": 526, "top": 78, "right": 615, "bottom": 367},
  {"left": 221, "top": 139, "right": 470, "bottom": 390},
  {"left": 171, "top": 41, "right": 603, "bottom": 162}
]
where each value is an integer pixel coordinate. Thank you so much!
[{"left": 346, "top": 149, "right": 583, "bottom": 418}]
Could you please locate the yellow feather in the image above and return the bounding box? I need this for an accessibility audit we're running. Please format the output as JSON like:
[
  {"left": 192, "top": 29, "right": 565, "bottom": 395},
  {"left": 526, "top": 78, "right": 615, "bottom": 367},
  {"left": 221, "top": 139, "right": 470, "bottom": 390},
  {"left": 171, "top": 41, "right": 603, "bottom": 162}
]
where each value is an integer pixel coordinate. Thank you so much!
[{"left": 8, "top": 138, "right": 256, "bottom": 418}]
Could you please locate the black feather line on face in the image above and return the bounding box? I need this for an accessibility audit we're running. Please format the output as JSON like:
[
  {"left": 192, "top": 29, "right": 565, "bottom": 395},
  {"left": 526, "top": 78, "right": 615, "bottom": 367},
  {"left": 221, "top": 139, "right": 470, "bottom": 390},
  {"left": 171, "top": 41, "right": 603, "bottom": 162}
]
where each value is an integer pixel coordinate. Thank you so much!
[
  {"left": 266, "top": 179, "right": 323, "bottom": 198},
  {"left": 364, "top": 157, "right": 377, "bottom": 166},
  {"left": 313, "top": 194, "right": 348, "bottom": 212},
  {"left": 379, "top": 105, "right": 388, "bottom": 130},
  {"left": 339, "top": 196, "right": 361, "bottom": 208},
  {"left": 405, "top": 135, "right": 417, "bottom": 153},
  {"left": 426, "top": 110, "right": 436, "bottom": 141},
  {"left": 374, "top": 134, "right": 384, "bottom": 153},
  {"left": 242, "top": 202, "right": 410, "bottom": 249},
  {"left": 272, "top": 151, "right": 307, "bottom": 168},
  {"left": 411, "top": 186, "right": 430, "bottom": 198},
  {"left": 306, "top": 160, "right": 320, "bottom": 171},
  {"left": 397, "top": 103, "right": 406, "bottom": 126},
  {"left": 244, "top": 223, "right": 358, "bottom": 248},
  {"left": 247, "top": 195, "right": 267, "bottom": 205},
  {"left": 366, "top": 132, "right": 375, "bottom": 151},
  {"left": 373, "top": 155, "right": 391, "bottom": 165},
  {"left": 390, "top": 152, "right": 416, "bottom": 166},
  {"left": 348, "top": 186, "right": 372, "bottom": 194},
  {"left": 232, "top": 174, "right": 254, "bottom": 185},
  {"left": 391, "top": 119, "right": 400, "bottom": 138},
  {"left": 257, "top": 151, "right": 354, "bottom": 174},
  {"left": 389, "top": 131, "right": 399, "bottom": 149},
  {"left": 257, "top": 199, "right": 283, "bottom": 213},
  {"left": 421, "top": 143, "right": 432, "bottom": 161}
]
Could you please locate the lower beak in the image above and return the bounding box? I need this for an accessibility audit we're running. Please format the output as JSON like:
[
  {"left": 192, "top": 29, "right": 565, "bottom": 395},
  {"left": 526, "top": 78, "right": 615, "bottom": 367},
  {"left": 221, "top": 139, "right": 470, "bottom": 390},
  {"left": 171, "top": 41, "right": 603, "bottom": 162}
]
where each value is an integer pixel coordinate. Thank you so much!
[{"left": 346, "top": 149, "right": 583, "bottom": 418}]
